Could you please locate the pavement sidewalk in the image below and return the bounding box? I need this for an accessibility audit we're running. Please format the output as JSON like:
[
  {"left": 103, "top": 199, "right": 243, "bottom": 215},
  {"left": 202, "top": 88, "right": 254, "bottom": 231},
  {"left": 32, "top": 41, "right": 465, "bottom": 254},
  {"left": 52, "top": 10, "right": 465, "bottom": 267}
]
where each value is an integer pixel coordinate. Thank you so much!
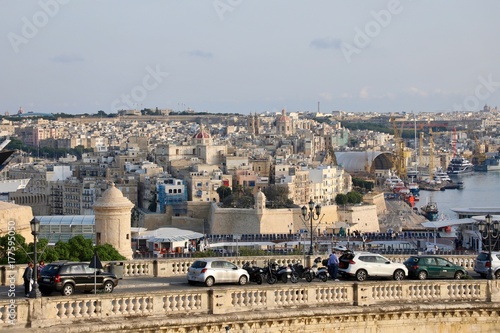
[{"left": 116, "top": 276, "right": 172, "bottom": 288}]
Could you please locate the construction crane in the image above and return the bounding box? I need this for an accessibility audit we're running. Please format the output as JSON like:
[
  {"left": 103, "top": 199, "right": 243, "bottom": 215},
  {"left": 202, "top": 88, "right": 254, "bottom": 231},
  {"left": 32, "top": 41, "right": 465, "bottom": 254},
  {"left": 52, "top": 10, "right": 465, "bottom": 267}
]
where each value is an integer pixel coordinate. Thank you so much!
[
  {"left": 473, "top": 134, "right": 486, "bottom": 165},
  {"left": 419, "top": 132, "right": 424, "bottom": 170},
  {"left": 429, "top": 128, "right": 434, "bottom": 182},
  {"left": 390, "top": 116, "right": 407, "bottom": 179}
]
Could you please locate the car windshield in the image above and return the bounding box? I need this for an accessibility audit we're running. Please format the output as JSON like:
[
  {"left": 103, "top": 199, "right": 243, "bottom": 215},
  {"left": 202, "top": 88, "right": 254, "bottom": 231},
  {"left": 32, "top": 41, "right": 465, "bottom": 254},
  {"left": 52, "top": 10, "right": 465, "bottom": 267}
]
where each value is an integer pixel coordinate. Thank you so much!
[
  {"left": 41, "top": 265, "right": 61, "bottom": 276},
  {"left": 191, "top": 261, "right": 207, "bottom": 269},
  {"left": 477, "top": 253, "right": 490, "bottom": 261}
]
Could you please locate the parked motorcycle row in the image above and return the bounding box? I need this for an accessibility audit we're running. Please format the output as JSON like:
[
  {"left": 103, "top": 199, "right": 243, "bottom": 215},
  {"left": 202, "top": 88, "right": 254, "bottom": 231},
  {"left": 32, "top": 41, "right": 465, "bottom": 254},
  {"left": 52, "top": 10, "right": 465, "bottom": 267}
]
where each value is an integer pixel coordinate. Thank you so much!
[{"left": 242, "top": 257, "right": 329, "bottom": 285}]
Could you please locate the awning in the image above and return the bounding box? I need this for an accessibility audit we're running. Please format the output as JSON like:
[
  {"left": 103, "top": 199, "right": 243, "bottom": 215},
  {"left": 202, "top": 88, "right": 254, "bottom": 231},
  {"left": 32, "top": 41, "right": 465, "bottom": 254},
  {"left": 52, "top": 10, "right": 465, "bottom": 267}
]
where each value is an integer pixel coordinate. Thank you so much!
[
  {"left": 135, "top": 227, "right": 204, "bottom": 243},
  {"left": 421, "top": 218, "right": 475, "bottom": 229}
]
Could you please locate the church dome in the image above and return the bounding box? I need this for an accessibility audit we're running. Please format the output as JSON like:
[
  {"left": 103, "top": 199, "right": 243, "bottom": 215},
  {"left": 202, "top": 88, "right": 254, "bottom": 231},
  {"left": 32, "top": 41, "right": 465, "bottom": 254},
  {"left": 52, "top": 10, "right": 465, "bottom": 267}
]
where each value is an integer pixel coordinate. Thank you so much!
[{"left": 193, "top": 131, "right": 210, "bottom": 139}]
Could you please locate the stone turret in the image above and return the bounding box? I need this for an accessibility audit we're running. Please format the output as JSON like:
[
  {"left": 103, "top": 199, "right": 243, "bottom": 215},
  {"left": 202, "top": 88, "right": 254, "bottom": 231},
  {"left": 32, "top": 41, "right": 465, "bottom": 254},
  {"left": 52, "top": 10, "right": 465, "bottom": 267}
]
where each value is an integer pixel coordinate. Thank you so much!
[{"left": 93, "top": 183, "right": 134, "bottom": 259}]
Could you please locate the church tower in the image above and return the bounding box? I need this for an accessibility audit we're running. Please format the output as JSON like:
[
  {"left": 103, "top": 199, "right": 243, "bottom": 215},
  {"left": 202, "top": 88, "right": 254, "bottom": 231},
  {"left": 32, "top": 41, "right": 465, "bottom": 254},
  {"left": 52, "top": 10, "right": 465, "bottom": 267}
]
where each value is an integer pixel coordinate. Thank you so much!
[{"left": 94, "top": 183, "right": 134, "bottom": 259}]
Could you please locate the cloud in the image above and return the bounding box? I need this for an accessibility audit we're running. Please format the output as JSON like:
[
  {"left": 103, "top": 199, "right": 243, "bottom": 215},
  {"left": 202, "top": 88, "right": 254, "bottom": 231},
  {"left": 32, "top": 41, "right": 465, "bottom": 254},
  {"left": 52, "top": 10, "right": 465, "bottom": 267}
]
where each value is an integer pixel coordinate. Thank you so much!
[
  {"left": 318, "top": 92, "right": 333, "bottom": 101},
  {"left": 310, "top": 37, "right": 342, "bottom": 50},
  {"left": 408, "top": 87, "right": 428, "bottom": 97},
  {"left": 50, "top": 54, "right": 84, "bottom": 64},
  {"left": 359, "top": 87, "right": 370, "bottom": 99},
  {"left": 188, "top": 50, "right": 213, "bottom": 59}
]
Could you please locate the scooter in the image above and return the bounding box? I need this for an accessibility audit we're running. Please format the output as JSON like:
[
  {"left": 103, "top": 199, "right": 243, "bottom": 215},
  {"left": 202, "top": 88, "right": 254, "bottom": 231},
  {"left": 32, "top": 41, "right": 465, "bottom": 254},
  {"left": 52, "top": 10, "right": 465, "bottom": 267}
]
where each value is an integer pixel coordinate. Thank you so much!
[
  {"left": 242, "top": 262, "right": 264, "bottom": 285},
  {"left": 305, "top": 257, "right": 328, "bottom": 282}
]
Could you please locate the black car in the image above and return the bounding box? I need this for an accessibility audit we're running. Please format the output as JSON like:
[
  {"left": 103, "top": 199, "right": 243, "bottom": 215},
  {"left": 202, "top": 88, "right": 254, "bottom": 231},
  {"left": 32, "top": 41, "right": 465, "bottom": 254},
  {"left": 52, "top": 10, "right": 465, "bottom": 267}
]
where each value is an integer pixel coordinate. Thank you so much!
[{"left": 38, "top": 261, "right": 119, "bottom": 296}]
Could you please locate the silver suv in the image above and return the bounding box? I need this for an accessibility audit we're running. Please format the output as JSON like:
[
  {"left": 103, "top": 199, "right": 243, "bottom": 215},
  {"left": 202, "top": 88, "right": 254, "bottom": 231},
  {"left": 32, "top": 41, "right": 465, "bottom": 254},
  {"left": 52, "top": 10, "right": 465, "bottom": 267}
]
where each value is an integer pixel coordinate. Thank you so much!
[
  {"left": 474, "top": 251, "right": 500, "bottom": 279},
  {"left": 338, "top": 251, "right": 408, "bottom": 282}
]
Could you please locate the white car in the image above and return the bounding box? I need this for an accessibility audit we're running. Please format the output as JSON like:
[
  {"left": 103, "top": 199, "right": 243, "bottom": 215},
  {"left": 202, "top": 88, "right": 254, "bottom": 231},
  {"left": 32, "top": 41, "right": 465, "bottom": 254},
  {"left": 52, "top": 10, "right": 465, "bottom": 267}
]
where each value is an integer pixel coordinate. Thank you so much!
[
  {"left": 338, "top": 251, "right": 408, "bottom": 282},
  {"left": 187, "top": 258, "right": 249, "bottom": 287}
]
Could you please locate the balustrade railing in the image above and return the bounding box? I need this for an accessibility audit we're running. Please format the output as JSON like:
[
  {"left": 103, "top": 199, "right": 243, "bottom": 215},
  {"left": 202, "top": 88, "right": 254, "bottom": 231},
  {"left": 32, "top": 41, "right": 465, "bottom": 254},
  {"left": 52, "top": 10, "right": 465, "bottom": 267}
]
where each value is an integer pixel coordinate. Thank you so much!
[{"left": 1, "top": 280, "right": 499, "bottom": 329}]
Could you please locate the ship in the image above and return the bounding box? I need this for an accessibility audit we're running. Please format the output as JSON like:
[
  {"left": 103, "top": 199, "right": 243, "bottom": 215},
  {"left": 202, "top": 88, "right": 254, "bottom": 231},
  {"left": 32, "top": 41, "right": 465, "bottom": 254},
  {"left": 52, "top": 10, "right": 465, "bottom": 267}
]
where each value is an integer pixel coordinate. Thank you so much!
[
  {"left": 421, "top": 201, "right": 439, "bottom": 221},
  {"left": 474, "top": 152, "right": 500, "bottom": 172},
  {"left": 446, "top": 156, "right": 474, "bottom": 176}
]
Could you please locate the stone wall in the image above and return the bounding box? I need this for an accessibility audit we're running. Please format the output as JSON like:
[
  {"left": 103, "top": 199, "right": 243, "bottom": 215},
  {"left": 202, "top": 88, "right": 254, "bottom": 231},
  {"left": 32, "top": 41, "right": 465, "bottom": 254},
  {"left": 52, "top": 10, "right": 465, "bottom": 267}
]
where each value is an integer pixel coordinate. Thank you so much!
[{"left": 0, "top": 201, "right": 33, "bottom": 241}]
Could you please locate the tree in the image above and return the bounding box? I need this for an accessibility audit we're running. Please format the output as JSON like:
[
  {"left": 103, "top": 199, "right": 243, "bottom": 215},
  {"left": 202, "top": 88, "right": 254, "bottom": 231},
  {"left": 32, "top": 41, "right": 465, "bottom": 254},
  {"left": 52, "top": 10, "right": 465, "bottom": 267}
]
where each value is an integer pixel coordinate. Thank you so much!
[
  {"left": 335, "top": 194, "right": 348, "bottom": 206},
  {"left": 263, "top": 185, "right": 295, "bottom": 208},
  {"left": 67, "top": 235, "right": 94, "bottom": 261},
  {"left": 216, "top": 186, "right": 232, "bottom": 202},
  {"left": 0, "top": 233, "right": 29, "bottom": 265},
  {"left": 94, "top": 244, "right": 126, "bottom": 261},
  {"left": 346, "top": 191, "right": 363, "bottom": 204}
]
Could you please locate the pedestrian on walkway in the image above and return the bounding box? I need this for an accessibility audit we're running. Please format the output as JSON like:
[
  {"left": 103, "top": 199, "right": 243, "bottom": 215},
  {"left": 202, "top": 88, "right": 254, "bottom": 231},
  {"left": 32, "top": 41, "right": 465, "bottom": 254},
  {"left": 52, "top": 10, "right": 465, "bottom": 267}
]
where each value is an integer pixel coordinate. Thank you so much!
[
  {"left": 327, "top": 250, "right": 339, "bottom": 281},
  {"left": 23, "top": 262, "right": 34, "bottom": 297}
]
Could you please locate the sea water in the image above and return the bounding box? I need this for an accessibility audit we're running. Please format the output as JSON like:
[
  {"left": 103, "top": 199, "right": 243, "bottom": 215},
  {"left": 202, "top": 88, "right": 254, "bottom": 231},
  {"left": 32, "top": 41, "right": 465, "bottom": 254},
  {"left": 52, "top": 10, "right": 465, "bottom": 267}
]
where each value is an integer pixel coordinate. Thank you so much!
[{"left": 416, "top": 171, "right": 500, "bottom": 219}]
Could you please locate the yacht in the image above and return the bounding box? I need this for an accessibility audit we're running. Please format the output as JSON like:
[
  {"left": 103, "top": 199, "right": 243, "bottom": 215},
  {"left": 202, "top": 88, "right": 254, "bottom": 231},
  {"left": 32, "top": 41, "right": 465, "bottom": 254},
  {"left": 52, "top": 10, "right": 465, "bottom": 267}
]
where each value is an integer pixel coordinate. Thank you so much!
[
  {"left": 434, "top": 169, "right": 451, "bottom": 183},
  {"left": 446, "top": 156, "right": 474, "bottom": 176}
]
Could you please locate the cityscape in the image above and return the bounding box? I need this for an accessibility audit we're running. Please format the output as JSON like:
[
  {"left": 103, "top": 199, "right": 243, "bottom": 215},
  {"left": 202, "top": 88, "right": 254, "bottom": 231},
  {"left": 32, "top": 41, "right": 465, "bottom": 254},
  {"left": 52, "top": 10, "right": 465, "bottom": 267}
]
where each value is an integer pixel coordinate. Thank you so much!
[{"left": 2, "top": 1, "right": 500, "bottom": 332}]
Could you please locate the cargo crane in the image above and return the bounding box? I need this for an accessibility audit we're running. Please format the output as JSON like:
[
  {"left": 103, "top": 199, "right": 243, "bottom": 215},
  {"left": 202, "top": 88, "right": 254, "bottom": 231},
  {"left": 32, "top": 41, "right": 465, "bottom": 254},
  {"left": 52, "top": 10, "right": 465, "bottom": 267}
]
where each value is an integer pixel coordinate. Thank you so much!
[
  {"left": 390, "top": 116, "right": 407, "bottom": 179},
  {"left": 429, "top": 128, "right": 434, "bottom": 182}
]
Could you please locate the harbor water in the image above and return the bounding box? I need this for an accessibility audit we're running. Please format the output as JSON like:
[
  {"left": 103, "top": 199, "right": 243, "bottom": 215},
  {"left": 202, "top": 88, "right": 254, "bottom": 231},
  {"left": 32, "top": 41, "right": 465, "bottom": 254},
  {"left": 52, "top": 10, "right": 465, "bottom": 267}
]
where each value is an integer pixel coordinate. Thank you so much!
[{"left": 416, "top": 171, "right": 500, "bottom": 219}]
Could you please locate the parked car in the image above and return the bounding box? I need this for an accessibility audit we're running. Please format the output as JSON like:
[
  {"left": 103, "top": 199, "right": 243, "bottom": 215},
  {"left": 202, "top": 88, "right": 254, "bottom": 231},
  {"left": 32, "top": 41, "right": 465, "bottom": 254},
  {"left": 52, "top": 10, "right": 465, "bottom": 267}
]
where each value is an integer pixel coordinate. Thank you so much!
[
  {"left": 187, "top": 258, "right": 249, "bottom": 287},
  {"left": 38, "top": 261, "right": 119, "bottom": 296},
  {"left": 404, "top": 255, "right": 467, "bottom": 280},
  {"left": 338, "top": 251, "right": 408, "bottom": 282},
  {"left": 474, "top": 251, "right": 500, "bottom": 279}
]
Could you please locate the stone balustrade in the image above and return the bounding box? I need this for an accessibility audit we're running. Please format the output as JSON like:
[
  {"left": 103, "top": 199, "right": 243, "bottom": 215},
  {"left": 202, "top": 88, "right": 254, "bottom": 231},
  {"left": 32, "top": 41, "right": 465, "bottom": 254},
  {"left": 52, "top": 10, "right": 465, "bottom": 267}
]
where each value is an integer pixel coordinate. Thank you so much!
[
  {"left": 1, "top": 254, "right": 478, "bottom": 285},
  {"left": 1, "top": 279, "right": 499, "bottom": 330}
]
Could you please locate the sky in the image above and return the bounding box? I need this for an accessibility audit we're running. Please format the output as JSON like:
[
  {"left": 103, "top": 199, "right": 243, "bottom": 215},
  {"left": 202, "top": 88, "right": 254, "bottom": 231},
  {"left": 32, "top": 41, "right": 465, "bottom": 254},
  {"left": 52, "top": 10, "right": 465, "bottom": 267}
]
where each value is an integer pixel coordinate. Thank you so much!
[{"left": 2, "top": 0, "right": 500, "bottom": 115}]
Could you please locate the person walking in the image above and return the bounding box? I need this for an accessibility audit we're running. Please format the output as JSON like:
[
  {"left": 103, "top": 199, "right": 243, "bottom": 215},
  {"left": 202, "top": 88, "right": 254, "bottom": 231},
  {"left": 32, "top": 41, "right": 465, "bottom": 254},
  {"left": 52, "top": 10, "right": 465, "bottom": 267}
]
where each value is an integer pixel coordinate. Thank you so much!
[
  {"left": 23, "top": 262, "right": 34, "bottom": 297},
  {"left": 327, "top": 250, "right": 339, "bottom": 281}
]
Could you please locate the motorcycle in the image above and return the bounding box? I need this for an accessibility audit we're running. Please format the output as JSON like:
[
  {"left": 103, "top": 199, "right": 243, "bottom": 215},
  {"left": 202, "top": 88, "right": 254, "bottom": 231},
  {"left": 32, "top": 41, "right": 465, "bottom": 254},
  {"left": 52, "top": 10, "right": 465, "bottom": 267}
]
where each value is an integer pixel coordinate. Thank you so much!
[
  {"left": 291, "top": 260, "right": 308, "bottom": 280},
  {"left": 242, "top": 261, "right": 264, "bottom": 285},
  {"left": 305, "top": 257, "right": 328, "bottom": 282},
  {"left": 276, "top": 262, "right": 298, "bottom": 283},
  {"left": 264, "top": 261, "right": 278, "bottom": 284}
]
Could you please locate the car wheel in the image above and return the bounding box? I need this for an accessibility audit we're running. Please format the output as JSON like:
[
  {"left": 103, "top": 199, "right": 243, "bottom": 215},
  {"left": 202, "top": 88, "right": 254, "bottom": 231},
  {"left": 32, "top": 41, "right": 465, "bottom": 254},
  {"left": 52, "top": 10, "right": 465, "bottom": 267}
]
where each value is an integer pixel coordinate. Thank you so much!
[
  {"left": 239, "top": 275, "right": 248, "bottom": 285},
  {"left": 355, "top": 269, "right": 368, "bottom": 282},
  {"left": 417, "top": 270, "right": 428, "bottom": 280},
  {"left": 103, "top": 281, "right": 114, "bottom": 293},
  {"left": 480, "top": 273, "right": 487, "bottom": 279},
  {"left": 319, "top": 273, "right": 328, "bottom": 282},
  {"left": 393, "top": 269, "right": 405, "bottom": 281},
  {"left": 205, "top": 276, "right": 215, "bottom": 287},
  {"left": 496, "top": 271, "right": 500, "bottom": 280},
  {"left": 62, "top": 283, "right": 74, "bottom": 296}
]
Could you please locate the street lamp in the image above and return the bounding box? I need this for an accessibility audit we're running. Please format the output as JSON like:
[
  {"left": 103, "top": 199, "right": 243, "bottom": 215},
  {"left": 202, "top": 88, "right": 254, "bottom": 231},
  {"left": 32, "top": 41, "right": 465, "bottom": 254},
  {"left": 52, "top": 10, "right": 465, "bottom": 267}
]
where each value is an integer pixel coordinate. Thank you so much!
[
  {"left": 300, "top": 199, "right": 321, "bottom": 255},
  {"left": 478, "top": 214, "right": 500, "bottom": 280},
  {"left": 288, "top": 223, "right": 293, "bottom": 240},
  {"left": 29, "top": 217, "right": 42, "bottom": 299}
]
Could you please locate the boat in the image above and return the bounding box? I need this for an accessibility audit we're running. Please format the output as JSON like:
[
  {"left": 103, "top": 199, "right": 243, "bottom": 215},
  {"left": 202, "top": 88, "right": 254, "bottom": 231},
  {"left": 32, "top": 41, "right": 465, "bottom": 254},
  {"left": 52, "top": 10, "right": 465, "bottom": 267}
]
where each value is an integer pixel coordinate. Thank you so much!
[
  {"left": 407, "top": 182, "right": 420, "bottom": 195},
  {"left": 474, "top": 152, "right": 500, "bottom": 172},
  {"left": 421, "top": 201, "right": 439, "bottom": 221},
  {"left": 440, "top": 181, "right": 464, "bottom": 191},
  {"left": 434, "top": 169, "right": 451, "bottom": 183},
  {"left": 384, "top": 174, "right": 403, "bottom": 188},
  {"left": 446, "top": 156, "right": 474, "bottom": 176}
]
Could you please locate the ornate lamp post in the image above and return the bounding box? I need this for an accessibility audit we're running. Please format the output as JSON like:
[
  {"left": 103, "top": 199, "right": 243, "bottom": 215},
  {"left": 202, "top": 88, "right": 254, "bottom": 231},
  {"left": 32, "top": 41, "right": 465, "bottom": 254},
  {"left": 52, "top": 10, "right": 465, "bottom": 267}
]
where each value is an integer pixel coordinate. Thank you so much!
[
  {"left": 478, "top": 214, "right": 500, "bottom": 280},
  {"left": 300, "top": 199, "right": 321, "bottom": 255},
  {"left": 29, "top": 217, "right": 42, "bottom": 298}
]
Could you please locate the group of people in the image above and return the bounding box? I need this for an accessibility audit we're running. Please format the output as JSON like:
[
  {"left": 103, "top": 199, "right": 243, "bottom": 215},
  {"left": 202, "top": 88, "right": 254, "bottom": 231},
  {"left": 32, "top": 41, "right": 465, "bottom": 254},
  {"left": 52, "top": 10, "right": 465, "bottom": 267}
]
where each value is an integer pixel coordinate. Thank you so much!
[{"left": 22, "top": 260, "right": 45, "bottom": 297}]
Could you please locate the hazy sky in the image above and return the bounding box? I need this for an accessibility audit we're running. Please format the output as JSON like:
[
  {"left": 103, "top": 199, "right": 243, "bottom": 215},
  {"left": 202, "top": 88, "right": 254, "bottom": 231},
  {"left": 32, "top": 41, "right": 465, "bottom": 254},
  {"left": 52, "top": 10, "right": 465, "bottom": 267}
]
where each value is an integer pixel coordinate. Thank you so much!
[{"left": 2, "top": 0, "right": 500, "bottom": 115}]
